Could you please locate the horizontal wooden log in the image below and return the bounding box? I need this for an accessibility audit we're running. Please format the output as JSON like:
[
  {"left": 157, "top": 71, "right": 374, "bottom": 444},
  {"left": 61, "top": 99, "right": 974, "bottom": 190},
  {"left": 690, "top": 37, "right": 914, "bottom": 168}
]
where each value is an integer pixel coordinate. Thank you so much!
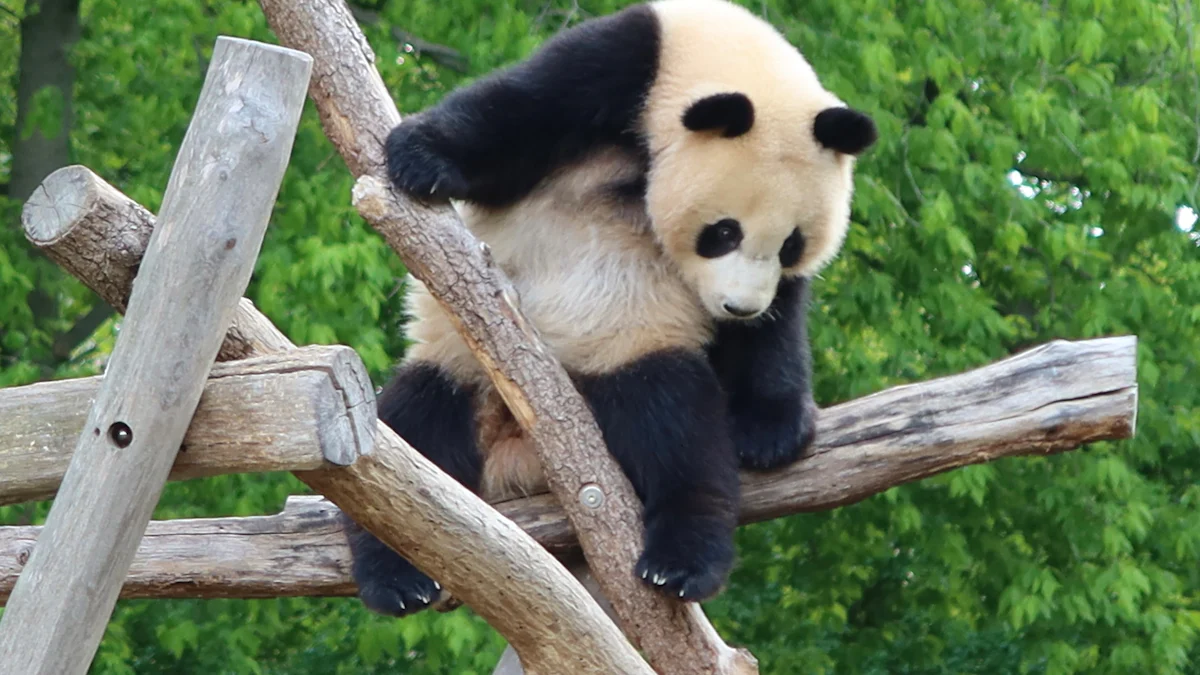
[
  {"left": 0, "top": 336, "right": 1137, "bottom": 602},
  {"left": 0, "top": 496, "right": 353, "bottom": 602},
  {"left": 0, "top": 346, "right": 375, "bottom": 507}
]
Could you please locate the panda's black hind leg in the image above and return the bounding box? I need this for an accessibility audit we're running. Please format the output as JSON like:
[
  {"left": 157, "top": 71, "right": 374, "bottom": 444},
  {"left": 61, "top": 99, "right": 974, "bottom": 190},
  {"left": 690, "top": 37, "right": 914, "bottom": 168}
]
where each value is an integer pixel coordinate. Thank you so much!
[
  {"left": 575, "top": 350, "right": 740, "bottom": 602},
  {"left": 346, "top": 361, "right": 482, "bottom": 618}
]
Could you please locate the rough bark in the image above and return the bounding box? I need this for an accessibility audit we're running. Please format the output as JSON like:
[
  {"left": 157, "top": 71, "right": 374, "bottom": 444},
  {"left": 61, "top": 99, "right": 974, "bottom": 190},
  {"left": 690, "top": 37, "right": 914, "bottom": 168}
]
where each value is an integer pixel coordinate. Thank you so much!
[
  {"left": 19, "top": 168, "right": 651, "bottom": 675},
  {"left": 0, "top": 345, "right": 374, "bottom": 506},
  {"left": 0, "top": 37, "right": 313, "bottom": 675},
  {"left": 0, "top": 335, "right": 1138, "bottom": 603},
  {"left": 256, "top": 0, "right": 754, "bottom": 670},
  {"left": 23, "top": 165, "right": 294, "bottom": 362}
]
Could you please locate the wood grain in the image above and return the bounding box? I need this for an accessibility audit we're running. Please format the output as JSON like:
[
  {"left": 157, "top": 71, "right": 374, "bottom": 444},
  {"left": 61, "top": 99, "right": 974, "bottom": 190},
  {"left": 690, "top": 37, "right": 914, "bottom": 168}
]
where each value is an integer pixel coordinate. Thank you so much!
[
  {"left": 0, "top": 37, "right": 312, "bottom": 675},
  {"left": 0, "top": 336, "right": 1137, "bottom": 604},
  {"left": 0, "top": 345, "right": 375, "bottom": 506}
]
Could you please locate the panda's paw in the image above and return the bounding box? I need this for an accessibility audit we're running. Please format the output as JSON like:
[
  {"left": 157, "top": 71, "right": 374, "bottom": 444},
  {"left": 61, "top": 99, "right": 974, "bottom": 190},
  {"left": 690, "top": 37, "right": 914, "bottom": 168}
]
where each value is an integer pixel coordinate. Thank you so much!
[
  {"left": 355, "top": 558, "right": 444, "bottom": 618},
  {"left": 635, "top": 516, "right": 734, "bottom": 602},
  {"left": 734, "top": 396, "right": 818, "bottom": 472},
  {"left": 384, "top": 121, "right": 469, "bottom": 201}
]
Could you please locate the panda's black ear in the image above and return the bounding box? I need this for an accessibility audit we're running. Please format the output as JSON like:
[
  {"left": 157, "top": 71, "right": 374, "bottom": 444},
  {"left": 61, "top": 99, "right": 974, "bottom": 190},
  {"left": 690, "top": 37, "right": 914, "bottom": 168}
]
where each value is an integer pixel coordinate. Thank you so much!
[
  {"left": 813, "top": 107, "right": 878, "bottom": 155},
  {"left": 683, "top": 93, "right": 755, "bottom": 138}
]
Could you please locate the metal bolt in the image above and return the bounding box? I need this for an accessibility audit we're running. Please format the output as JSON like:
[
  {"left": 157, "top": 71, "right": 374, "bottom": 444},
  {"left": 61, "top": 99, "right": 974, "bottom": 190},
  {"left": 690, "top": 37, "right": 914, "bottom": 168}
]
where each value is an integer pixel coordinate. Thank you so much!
[
  {"left": 579, "top": 484, "right": 604, "bottom": 509},
  {"left": 108, "top": 422, "right": 133, "bottom": 448}
]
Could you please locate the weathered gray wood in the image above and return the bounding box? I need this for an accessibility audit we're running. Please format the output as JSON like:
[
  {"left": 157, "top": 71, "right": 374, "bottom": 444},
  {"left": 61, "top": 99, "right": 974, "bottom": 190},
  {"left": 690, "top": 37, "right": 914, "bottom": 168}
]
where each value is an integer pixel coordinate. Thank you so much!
[
  {"left": 0, "top": 497, "right": 355, "bottom": 603},
  {"left": 0, "top": 345, "right": 374, "bottom": 506},
  {"left": 21, "top": 169, "right": 653, "bottom": 675},
  {"left": 0, "top": 37, "right": 312, "bottom": 675},
  {"left": 0, "top": 336, "right": 1138, "bottom": 605}
]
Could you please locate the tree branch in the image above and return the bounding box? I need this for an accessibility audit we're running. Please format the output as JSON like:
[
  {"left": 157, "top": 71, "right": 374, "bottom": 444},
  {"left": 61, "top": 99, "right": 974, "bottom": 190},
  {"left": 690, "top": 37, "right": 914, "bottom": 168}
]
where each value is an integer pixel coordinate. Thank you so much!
[{"left": 0, "top": 334, "right": 1138, "bottom": 601}]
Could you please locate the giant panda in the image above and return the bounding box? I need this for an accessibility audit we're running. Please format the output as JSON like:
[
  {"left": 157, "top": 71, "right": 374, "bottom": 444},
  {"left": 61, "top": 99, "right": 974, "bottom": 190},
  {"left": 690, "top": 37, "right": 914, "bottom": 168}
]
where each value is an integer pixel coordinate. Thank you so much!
[{"left": 347, "top": 0, "right": 877, "bottom": 617}]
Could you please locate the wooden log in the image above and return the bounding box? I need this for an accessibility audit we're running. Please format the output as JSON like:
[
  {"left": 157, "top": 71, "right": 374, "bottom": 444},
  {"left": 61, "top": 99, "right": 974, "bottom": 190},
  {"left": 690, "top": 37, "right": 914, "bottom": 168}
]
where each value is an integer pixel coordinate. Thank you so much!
[
  {"left": 256, "top": 0, "right": 747, "bottom": 669},
  {"left": 0, "top": 345, "right": 374, "bottom": 506},
  {"left": 0, "top": 335, "right": 1138, "bottom": 602},
  {"left": 21, "top": 184, "right": 650, "bottom": 674},
  {"left": 0, "top": 37, "right": 313, "bottom": 675},
  {"left": 0, "top": 496, "right": 355, "bottom": 602},
  {"left": 24, "top": 166, "right": 294, "bottom": 362}
]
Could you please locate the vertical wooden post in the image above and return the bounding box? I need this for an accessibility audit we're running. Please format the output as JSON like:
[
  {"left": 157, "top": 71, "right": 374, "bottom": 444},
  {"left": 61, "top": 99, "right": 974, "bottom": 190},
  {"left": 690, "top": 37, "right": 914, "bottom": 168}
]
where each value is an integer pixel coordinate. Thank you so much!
[{"left": 0, "top": 37, "right": 312, "bottom": 675}]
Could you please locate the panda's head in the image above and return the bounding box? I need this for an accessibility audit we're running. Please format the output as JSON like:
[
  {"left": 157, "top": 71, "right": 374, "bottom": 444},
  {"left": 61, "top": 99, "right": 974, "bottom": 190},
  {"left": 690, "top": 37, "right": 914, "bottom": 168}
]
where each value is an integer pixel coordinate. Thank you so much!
[{"left": 644, "top": 0, "right": 878, "bottom": 321}]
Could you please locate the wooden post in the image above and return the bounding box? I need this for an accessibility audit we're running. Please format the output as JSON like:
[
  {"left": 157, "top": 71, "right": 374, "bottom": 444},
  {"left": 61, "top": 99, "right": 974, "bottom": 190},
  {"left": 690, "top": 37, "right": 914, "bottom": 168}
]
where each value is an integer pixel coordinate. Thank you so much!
[
  {"left": 0, "top": 37, "right": 312, "bottom": 675},
  {"left": 0, "top": 346, "right": 375, "bottom": 506}
]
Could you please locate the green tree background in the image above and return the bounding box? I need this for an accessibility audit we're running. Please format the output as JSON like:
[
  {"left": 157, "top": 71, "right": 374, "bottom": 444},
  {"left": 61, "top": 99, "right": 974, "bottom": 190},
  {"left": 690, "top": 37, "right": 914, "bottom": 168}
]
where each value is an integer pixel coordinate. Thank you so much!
[{"left": 1, "top": 0, "right": 1198, "bottom": 672}]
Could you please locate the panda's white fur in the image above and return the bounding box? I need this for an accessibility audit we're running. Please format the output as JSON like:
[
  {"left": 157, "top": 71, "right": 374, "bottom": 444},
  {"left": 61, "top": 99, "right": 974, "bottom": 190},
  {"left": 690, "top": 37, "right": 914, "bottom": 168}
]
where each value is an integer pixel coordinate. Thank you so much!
[
  {"left": 404, "top": 146, "right": 711, "bottom": 498},
  {"left": 349, "top": 0, "right": 878, "bottom": 616}
]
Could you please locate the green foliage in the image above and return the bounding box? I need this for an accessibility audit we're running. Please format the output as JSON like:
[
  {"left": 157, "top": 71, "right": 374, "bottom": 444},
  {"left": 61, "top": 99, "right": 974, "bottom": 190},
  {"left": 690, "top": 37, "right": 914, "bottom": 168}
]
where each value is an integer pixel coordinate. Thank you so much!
[{"left": 1, "top": 0, "right": 1199, "bottom": 672}]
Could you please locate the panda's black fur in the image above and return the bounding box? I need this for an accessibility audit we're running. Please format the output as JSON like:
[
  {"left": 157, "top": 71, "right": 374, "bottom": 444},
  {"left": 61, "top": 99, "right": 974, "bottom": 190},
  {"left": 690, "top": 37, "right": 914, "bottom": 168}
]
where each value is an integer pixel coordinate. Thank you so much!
[{"left": 346, "top": 0, "right": 877, "bottom": 617}]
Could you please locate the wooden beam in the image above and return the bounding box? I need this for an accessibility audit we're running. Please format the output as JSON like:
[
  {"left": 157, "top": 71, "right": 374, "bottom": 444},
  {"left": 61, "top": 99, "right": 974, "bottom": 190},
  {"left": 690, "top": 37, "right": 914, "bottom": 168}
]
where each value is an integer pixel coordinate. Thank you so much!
[
  {"left": 0, "top": 345, "right": 375, "bottom": 506},
  {"left": 0, "top": 335, "right": 1137, "bottom": 602},
  {"left": 1, "top": 496, "right": 355, "bottom": 602},
  {"left": 0, "top": 37, "right": 312, "bottom": 675},
  {"left": 22, "top": 175, "right": 650, "bottom": 674},
  {"left": 23, "top": 167, "right": 294, "bottom": 363}
]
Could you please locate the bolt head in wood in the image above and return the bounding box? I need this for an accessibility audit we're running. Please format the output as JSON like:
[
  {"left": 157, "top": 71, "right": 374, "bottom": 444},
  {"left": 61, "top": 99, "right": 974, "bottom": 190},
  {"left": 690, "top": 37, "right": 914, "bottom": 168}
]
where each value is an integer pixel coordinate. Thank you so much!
[
  {"left": 108, "top": 422, "right": 133, "bottom": 448},
  {"left": 578, "top": 484, "right": 604, "bottom": 509}
]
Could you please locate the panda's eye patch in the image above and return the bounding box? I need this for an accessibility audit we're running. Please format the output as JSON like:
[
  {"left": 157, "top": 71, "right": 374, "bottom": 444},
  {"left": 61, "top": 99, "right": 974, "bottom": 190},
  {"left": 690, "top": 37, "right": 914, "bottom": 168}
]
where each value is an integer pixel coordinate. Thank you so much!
[
  {"left": 696, "top": 219, "right": 743, "bottom": 258},
  {"left": 779, "top": 228, "right": 805, "bottom": 267}
]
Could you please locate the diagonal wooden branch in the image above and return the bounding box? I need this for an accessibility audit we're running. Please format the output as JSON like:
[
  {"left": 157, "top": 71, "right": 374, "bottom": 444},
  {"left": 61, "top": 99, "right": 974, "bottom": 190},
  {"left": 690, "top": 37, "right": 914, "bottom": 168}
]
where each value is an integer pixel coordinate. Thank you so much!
[
  {"left": 21, "top": 168, "right": 651, "bottom": 675},
  {"left": 0, "top": 335, "right": 1138, "bottom": 603},
  {"left": 255, "top": 1, "right": 753, "bottom": 671}
]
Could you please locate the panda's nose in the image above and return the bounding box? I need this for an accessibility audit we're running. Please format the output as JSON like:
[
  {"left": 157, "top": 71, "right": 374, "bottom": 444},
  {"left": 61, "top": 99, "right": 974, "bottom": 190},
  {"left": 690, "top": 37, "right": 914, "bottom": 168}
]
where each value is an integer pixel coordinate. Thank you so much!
[{"left": 722, "top": 303, "right": 760, "bottom": 318}]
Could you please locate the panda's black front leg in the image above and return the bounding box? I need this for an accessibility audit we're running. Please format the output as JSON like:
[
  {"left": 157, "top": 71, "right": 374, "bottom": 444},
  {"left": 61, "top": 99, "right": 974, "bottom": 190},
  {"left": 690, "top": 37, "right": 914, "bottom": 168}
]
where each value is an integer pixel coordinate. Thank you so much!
[
  {"left": 385, "top": 4, "right": 659, "bottom": 207},
  {"left": 345, "top": 361, "right": 482, "bottom": 618},
  {"left": 575, "top": 350, "right": 741, "bottom": 602},
  {"left": 708, "top": 276, "right": 819, "bottom": 471}
]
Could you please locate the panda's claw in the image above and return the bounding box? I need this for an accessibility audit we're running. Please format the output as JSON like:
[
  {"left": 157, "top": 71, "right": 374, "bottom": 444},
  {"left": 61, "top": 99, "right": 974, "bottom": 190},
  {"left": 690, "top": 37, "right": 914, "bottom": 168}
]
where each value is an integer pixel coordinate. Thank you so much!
[
  {"left": 385, "top": 121, "right": 471, "bottom": 202},
  {"left": 633, "top": 514, "right": 734, "bottom": 603},
  {"left": 354, "top": 559, "right": 441, "bottom": 618}
]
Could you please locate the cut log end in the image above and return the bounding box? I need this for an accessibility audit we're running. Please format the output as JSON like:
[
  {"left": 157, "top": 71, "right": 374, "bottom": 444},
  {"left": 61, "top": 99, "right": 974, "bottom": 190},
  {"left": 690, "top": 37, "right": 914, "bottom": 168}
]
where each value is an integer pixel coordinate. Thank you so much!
[{"left": 22, "top": 165, "right": 108, "bottom": 245}]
